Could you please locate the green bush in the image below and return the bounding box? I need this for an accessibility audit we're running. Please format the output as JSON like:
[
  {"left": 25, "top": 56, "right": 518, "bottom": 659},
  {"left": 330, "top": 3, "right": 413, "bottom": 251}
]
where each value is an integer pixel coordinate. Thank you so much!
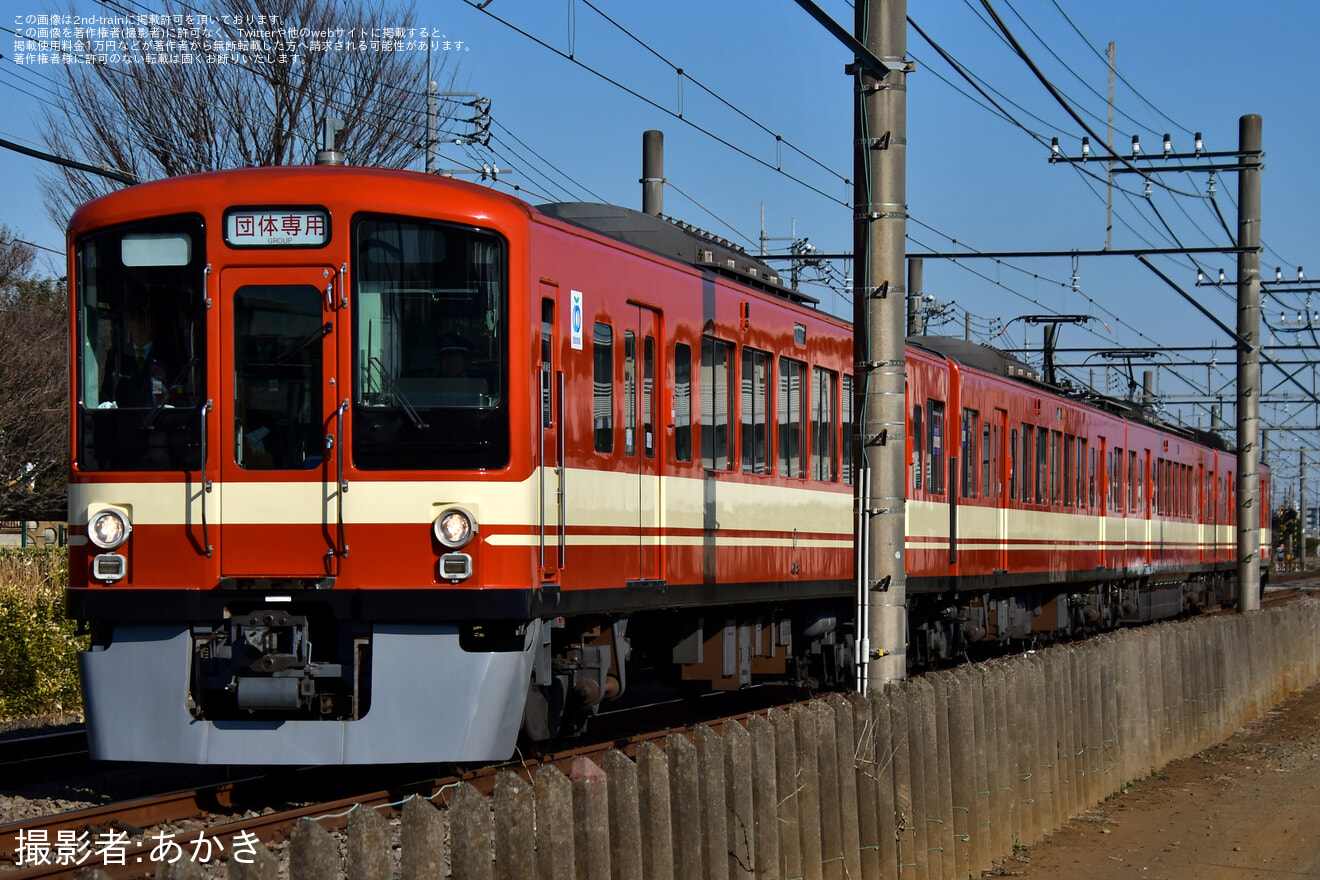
[{"left": 0, "top": 547, "right": 84, "bottom": 719}]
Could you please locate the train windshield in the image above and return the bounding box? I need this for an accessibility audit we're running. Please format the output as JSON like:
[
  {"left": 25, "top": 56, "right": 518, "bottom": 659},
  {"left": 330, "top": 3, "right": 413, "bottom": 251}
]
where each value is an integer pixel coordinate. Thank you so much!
[
  {"left": 74, "top": 215, "right": 207, "bottom": 471},
  {"left": 352, "top": 215, "right": 509, "bottom": 470}
]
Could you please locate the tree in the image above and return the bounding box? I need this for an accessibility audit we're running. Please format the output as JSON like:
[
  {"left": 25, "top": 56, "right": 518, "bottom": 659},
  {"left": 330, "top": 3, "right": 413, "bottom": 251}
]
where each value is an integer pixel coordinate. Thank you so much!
[
  {"left": 37, "top": 0, "right": 470, "bottom": 222},
  {"left": 0, "top": 228, "right": 67, "bottom": 521}
]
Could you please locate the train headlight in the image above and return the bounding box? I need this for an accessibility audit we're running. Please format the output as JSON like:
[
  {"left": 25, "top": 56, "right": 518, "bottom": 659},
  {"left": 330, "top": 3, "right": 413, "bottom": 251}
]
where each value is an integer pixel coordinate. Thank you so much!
[
  {"left": 433, "top": 507, "right": 477, "bottom": 549},
  {"left": 89, "top": 509, "right": 131, "bottom": 550}
]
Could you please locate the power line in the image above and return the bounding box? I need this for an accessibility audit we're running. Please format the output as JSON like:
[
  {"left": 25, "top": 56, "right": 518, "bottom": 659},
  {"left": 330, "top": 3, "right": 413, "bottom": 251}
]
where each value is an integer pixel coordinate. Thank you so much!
[
  {"left": 579, "top": 0, "right": 847, "bottom": 187},
  {"left": 463, "top": 0, "right": 850, "bottom": 210}
]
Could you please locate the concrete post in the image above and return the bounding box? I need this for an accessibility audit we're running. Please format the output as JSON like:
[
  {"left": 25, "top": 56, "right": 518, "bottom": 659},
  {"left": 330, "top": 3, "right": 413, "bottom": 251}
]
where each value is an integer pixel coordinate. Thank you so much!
[
  {"left": 1007, "top": 660, "right": 1034, "bottom": 846},
  {"left": 346, "top": 801, "right": 391, "bottom": 880},
  {"left": 603, "top": 751, "right": 643, "bottom": 880},
  {"left": 723, "top": 722, "right": 755, "bottom": 879},
  {"left": 492, "top": 773, "right": 535, "bottom": 880},
  {"left": 907, "top": 257, "right": 924, "bottom": 336},
  {"left": 1236, "top": 113, "right": 1263, "bottom": 611},
  {"left": 966, "top": 669, "right": 994, "bottom": 874},
  {"left": 642, "top": 130, "right": 664, "bottom": 217},
  {"left": 401, "top": 793, "right": 449, "bottom": 880},
  {"left": 856, "top": 0, "right": 909, "bottom": 688},
  {"left": 747, "top": 716, "right": 779, "bottom": 880},
  {"left": 888, "top": 687, "right": 918, "bottom": 879},
  {"left": 903, "top": 682, "right": 932, "bottom": 880},
  {"left": 695, "top": 726, "right": 729, "bottom": 880},
  {"left": 812, "top": 701, "right": 844, "bottom": 880},
  {"left": 988, "top": 665, "right": 1014, "bottom": 855},
  {"left": 570, "top": 757, "right": 611, "bottom": 880},
  {"left": 770, "top": 708, "right": 804, "bottom": 880},
  {"left": 828, "top": 693, "right": 864, "bottom": 880},
  {"left": 943, "top": 671, "right": 975, "bottom": 878},
  {"left": 635, "top": 743, "right": 675, "bottom": 880},
  {"left": 665, "top": 734, "right": 703, "bottom": 880},
  {"left": 927, "top": 676, "right": 957, "bottom": 880},
  {"left": 792, "top": 705, "right": 825, "bottom": 880},
  {"left": 868, "top": 689, "right": 901, "bottom": 880},
  {"left": 290, "top": 819, "right": 341, "bottom": 880},
  {"left": 845, "top": 694, "right": 882, "bottom": 880},
  {"left": 451, "top": 783, "right": 496, "bottom": 880}
]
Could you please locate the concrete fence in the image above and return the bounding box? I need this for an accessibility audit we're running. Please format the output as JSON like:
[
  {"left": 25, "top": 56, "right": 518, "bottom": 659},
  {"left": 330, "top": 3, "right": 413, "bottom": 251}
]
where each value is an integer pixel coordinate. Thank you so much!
[{"left": 160, "top": 600, "right": 1320, "bottom": 879}]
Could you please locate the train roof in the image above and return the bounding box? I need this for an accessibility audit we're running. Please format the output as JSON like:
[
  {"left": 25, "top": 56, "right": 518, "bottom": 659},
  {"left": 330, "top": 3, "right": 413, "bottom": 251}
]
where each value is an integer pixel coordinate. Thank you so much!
[
  {"left": 536, "top": 202, "right": 819, "bottom": 308},
  {"left": 911, "top": 334, "right": 1233, "bottom": 453},
  {"left": 908, "top": 335, "right": 1041, "bottom": 383}
]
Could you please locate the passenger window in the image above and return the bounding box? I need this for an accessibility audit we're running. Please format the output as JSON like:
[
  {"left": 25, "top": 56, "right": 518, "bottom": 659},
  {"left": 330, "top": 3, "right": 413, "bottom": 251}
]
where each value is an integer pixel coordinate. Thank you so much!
[
  {"left": 624, "top": 332, "right": 636, "bottom": 457},
  {"left": 541, "top": 299, "right": 553, "bottom": 428},
  {"left": 779, "top": 357, "right": 806, "bottom": 478},
  {"left": 1087, "top": 443, "right": 1095, "bottom": 508},
  {"left": 742, "top": 348, "right": 771, "bottom": 474},
  {"left": 842, "top": 375, "right": 854, "bottom": 486},
  {"left": 234, "top": 285, "right": 323, "bottom": 471},
  {"left": 593, "top": 323, "right": 613, "bottom": 453},
  {"left": 912, "top": 405, "right": 924, "bottom": 491},
  {"left": 982, "top": 422, "right": 992, "bottom": 500},
  {"left": 1129, "top": 451, "right": 1137, "bottom": 512},
  {"left": 811, "top": 367, "right": 838, "bottom": 481},
  {"left": 701, "top": 336, "right": 734, "bottom": 470},
  {"left": 1020, "top": 424, "right": 1032, "bottom": 503},
  {"left": 1036, "top": 426, "right": 1048, "bottom": 504},
  {"left": 927, "top": 400, "right": 945, "bottom": 494},
  {"left": 1010, "top": 428, "right": 1018, "bottom": 500},
  {"left": 1063, "top": 433, "right": 1074, "bottom": 506},
  {"left": 962, "top": 409, "right": 979, "bottom": 498},
  {"left": 643, "top": 335, "right": 655, "bottom": 459},
  {"left": 674, "top": 343, "right": 692, "bottom": 462}
]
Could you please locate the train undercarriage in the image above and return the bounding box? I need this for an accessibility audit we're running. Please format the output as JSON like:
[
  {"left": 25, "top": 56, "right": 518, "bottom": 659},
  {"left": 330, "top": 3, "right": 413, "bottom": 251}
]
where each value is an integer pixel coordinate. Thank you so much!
[{"left": 93, "top": 567, "right": 1258, "bottom": 762}]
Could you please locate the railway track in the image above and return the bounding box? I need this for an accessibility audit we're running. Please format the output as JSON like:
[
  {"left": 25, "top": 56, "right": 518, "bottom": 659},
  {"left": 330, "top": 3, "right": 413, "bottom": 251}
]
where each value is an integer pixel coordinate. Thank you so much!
[
  {"left": 0, "top": 730, "right": 88, "bottom": 784},
  {"left": 0, "top": 702, "right": 794, "bottom": 879},
  {"left": 0, "top": 684, "right": 806, "bottom": 879}
]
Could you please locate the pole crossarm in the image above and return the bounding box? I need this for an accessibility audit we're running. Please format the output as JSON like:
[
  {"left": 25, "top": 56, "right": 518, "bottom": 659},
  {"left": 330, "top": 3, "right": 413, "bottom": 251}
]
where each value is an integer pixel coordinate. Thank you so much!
[
  {"left": 791, "top": 0, "right": 900, "bottom": 78},
  {"left": 1137, "top": 255, "right": 1320, "bottom": 408},
  {"left": 909, "top": 245, "right": 1253, "bottom": 260},
  {"left": 760, "top": 245, "right": 1258, "bottom": 261}
]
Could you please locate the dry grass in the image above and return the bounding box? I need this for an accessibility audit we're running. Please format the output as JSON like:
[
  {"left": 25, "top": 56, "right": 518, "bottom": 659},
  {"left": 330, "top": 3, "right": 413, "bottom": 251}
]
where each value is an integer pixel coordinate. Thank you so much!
[
  {"left": 0, "top": 547, "right": 82, "bottom": 719},
  {"left": 0, "top": 546, "right": 68, "bottom": 598}
]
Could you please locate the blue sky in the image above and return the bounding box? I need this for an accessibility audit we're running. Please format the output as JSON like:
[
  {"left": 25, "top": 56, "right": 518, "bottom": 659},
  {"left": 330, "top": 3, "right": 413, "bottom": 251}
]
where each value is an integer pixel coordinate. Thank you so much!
[{"left": 2, "top": 0, "right": 1317, "bottom": 489}]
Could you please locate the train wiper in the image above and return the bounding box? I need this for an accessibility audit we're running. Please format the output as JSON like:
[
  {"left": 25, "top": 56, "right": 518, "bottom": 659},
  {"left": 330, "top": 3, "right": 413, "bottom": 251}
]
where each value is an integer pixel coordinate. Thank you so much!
[
  {"left": 140, "top": 356, "right": 198, "bottom": 429},
  {"left": 366, "top": 356, "right": 428, "bottom": 430},
  {"left": 279, "top": 322, "right": 333, "bottom": 364}
]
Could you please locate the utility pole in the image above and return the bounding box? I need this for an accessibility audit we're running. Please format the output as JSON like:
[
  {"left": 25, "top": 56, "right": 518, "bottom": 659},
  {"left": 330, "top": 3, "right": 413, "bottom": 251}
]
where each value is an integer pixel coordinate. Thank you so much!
[
  {"left": 854, "top": 0, "right": 908, "bottom": 689},
  {"left": 1300, "top": 451, "right": 1307, "bottom": 571},
  {"left": 426, "top": 79, "right": 438, "bottom": 174},
  {"left": 642, "top": 130, "right": 664, "bottom": 217},
  {"left": 907, "top": 257, "right": 924, "bottom": 336},
  {"left": 1237, "top": 114, "right": 1263, "bottom": 611}
]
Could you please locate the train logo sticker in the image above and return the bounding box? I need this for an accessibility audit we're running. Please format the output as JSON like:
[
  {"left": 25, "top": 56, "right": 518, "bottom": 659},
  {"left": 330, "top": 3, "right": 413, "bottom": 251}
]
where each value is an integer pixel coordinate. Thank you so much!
[{"left": 571, "top": 290, "right": 584, "bottom": 350}]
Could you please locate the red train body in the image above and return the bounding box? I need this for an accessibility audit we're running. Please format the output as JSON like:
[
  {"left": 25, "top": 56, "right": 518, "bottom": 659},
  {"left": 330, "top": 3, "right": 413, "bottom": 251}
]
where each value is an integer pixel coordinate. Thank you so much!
[{"left": 64, "top": 165, "right": 1268, "bottom": 764}]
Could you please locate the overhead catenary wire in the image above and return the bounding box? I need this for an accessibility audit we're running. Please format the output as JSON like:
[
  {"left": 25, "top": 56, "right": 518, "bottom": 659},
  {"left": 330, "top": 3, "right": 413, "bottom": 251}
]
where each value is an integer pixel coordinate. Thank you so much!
[{"left": 462, "top": 0, "right": 850, "bottom": 210}]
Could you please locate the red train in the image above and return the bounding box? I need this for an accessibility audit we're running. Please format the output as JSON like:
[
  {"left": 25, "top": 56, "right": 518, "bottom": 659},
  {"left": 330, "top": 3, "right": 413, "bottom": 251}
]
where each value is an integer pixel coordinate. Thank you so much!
[{"left": 65, "top": 164, "right": 1269, "bottom": 764}]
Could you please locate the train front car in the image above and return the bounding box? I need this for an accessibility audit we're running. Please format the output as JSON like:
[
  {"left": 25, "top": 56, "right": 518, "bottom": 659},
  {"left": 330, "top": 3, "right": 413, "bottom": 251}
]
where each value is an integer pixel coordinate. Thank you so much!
[{"left": 67, "top": 167, "right": 542, "bottom": 764}]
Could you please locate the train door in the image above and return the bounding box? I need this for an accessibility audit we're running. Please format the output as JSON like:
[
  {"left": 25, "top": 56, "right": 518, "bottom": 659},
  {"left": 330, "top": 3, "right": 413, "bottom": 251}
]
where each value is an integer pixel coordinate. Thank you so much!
[
  {"left": 539, "top": 287, "right": 564, "bottom": 584},
  {"left": 1144, "top": 448, "right": 1153, "bottom": 565},
  {"left": 218, "top": 265, "right": 344, "bottom": 577},
  {"left": 995, "top": 408, "right": 1009, "bottom": 572},
  {"left": 624, "top": 304, "right": 662, "bottom": 584},
  {"left": 1097, "top": 437, "right": 1108, "bottom": 570},
  {"left": 1197, "top": 463, "right": 1205, "bottom": 564}
]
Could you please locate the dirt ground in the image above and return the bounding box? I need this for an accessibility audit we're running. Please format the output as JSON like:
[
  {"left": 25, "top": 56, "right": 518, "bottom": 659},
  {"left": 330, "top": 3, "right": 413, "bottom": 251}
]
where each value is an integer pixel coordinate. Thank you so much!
[{"left": 997, "top": 678, "right": 1320, "bottom": 879}]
